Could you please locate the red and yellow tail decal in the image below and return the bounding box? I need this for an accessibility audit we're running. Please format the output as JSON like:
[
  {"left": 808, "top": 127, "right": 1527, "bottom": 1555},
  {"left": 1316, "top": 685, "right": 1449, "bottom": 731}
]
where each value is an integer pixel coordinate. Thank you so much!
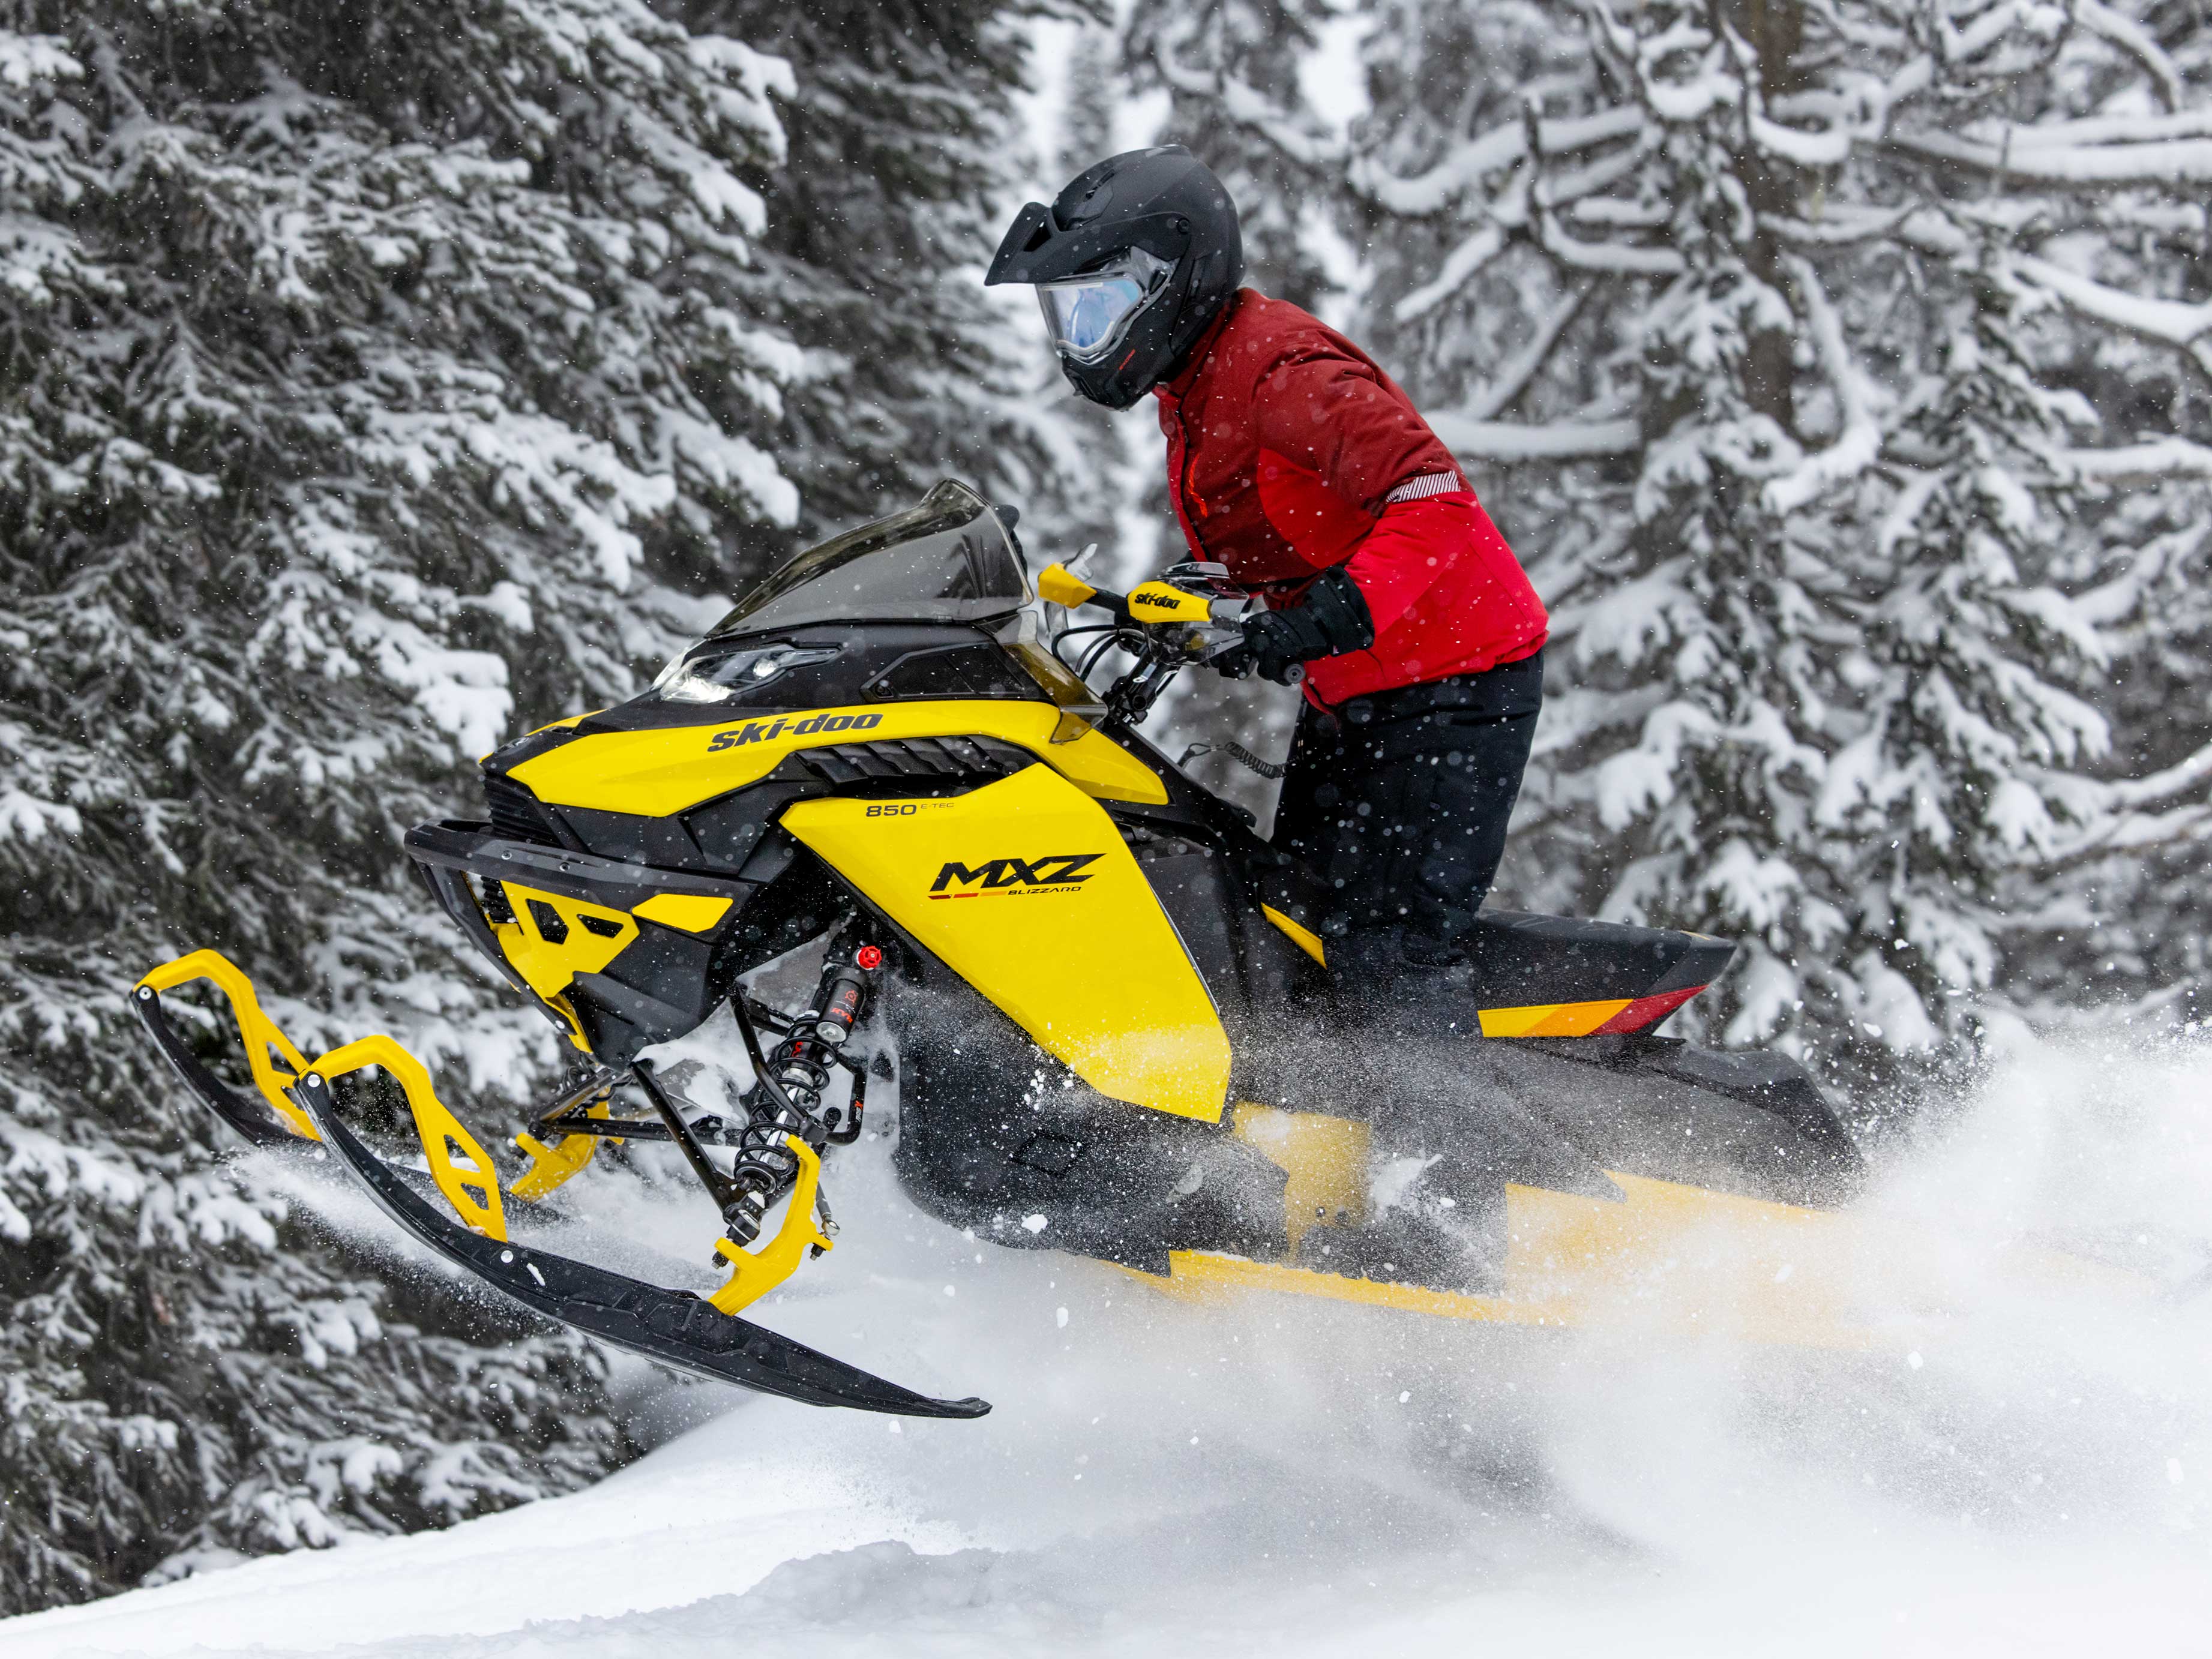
[{"left": 1477, "top": 985, "right": 1704, "bottom": 1038}]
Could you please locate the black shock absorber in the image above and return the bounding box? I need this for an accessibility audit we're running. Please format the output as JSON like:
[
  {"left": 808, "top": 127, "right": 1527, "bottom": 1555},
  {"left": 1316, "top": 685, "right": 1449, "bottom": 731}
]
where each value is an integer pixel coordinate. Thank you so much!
[{"left": 721, "top": 937, "right": 884, "bottom": 1244}]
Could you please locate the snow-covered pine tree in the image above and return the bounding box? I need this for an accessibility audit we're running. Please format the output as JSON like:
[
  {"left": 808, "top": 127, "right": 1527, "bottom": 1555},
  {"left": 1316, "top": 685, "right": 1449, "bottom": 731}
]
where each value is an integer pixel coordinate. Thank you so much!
[
  {"left": 0, "top": 0, "right": 796, "bottom": 1610},
  {"left": 670, "top": 0, "right": 1104, "bottom": 554},
  {"left": 1317, "top": 0, "right": 2212, "bottom": 1070},
  {"left": 1989, "top": 2, "right": 2212, "bottom": 1027}
]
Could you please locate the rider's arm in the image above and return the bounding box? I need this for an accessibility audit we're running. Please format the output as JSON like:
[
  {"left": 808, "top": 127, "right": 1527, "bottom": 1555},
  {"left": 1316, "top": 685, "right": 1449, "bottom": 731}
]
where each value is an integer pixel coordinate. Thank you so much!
[{"left": 1249, "top": 350, "right": 1474, "bottom": 634}]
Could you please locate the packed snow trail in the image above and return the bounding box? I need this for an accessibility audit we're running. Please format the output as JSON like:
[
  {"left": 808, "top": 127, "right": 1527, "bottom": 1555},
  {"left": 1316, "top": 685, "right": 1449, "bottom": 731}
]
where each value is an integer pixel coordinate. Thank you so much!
[{"left": 6, "top": 1025, "right": 2209, "bottom": 1658}]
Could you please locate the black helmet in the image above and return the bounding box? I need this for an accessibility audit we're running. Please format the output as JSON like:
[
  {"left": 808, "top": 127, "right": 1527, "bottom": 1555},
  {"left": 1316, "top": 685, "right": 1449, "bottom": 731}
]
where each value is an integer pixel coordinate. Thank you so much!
[{"left": 987, "top": 146, "right": 1244, "bottom": 410}]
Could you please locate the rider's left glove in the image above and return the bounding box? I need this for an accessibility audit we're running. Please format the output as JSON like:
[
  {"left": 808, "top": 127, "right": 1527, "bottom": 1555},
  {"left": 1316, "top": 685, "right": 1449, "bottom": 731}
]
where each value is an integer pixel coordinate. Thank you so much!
[{"left": 1216, "top": 566, "right": 1375, "bottom": 685}]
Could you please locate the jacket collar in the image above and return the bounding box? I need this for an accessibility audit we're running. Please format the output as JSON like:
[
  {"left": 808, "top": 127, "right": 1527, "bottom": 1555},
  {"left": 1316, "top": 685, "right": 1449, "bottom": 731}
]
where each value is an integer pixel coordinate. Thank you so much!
[{"left": 1155, "top": 288, "right": 1248, "bottom": 404}]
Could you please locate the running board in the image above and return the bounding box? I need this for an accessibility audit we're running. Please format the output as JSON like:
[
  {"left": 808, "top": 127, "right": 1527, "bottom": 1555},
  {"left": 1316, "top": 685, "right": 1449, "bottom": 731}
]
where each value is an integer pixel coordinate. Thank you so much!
[{"left": 290, "top": 1069, "right": 991, "bottom": 1420}]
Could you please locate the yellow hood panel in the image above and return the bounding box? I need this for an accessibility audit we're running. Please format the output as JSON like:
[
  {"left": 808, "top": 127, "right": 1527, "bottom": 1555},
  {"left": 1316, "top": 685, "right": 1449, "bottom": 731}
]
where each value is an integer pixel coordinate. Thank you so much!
[
  {"left": 783, "top": 765, "right": 1230, "bottom": 1121},
  {"left": 506, "top": 699, "right": 1167, "bottom": 816}
]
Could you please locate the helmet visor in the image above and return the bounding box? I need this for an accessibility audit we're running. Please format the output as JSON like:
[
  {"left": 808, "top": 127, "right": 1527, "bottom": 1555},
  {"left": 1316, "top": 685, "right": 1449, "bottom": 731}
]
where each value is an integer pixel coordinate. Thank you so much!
[{"left": 1036, "top": 249, "right": 1174, "bottom": 364}]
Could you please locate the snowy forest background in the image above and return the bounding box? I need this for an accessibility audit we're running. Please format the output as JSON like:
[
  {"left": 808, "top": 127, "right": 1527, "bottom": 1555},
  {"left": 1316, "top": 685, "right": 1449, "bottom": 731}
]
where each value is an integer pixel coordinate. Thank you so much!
[{"left": 5, "top": 0, "right": 2212, "bottom": 1616}]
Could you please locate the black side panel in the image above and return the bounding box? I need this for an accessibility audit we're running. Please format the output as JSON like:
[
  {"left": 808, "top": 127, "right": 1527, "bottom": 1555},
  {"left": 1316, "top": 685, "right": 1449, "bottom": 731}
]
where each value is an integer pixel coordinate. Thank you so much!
[
  {"left": 567, "top": 925, "right": 724, "bottom": 1066},
  {"left": 1107, "top": 728, "right": 1338, "bottom": 949},
  {"left": 683, "top": 781, "right": 823, "bottom": 875},
  {"left": 1230, "top": 1013, "right": 1859, "bottom": 1208},
  {"left": 484, "top": 773, "right": 575, "bottom": 849},
  {"left": 1515, "top": 1035, "right": 1862, "bottom": 1172},
  {"left": 884, "top": 971, "right": 1288, "bottom": 1273},
  {"left": 714, "top": 850, "right": 853, "bottom": 981},
  {"left": 1126, "top": 828, "right": 1248, "bottom": 1024},
  {"left": 551, "top": 806, "right": 714, "bottom": 872},
  {"left": 859, "top": 641, "right": 1039, "bottom": 701}
]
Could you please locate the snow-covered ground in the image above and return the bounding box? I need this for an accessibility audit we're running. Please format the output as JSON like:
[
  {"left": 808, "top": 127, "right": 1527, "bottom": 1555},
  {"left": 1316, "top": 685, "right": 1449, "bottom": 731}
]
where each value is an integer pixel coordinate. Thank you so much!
[{"left": 7, "top": 1025, "right": 2210, "bottom": 1658}]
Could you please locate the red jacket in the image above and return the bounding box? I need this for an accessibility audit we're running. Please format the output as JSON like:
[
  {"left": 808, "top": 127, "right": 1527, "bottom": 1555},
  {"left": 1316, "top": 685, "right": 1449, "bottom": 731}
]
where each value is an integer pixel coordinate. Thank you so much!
[{"left": 1153, "top": 290, "right": 1547, "bottom": 704}]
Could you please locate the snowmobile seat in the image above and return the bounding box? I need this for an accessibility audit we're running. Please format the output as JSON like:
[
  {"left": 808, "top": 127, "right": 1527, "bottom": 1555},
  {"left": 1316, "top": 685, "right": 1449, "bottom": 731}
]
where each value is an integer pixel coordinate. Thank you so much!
[{"left": 1455, "top": 911, "right": 1736, "bottom": 1037}]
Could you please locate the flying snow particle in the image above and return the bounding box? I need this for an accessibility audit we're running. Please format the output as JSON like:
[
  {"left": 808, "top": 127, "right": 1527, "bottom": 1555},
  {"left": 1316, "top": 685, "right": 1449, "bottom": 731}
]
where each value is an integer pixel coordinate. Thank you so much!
[
  {"left": 944, "top": 1285, "right": 956, "bottom": 1298},
  {"left": 1056, "top": 1307, "right": 1069, "bottom": 1328},
  {"left": 1022, "top": 1214, "right": 1049, "bottom": 1234},
  {"left": 1907, "top": 1351, "right": 1924, "bottom": 1370},
  {"left": 2169, "top": 1459, "right": 2186, "bottom": 1486},
  {"left": 1398, "top": 1391, "right": 1411, "bottom": 1403}
]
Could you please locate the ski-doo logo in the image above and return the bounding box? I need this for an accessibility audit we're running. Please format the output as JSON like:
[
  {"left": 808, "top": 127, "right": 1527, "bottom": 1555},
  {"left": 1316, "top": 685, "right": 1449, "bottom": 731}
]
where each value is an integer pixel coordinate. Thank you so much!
[
  {"left": 707, "top": 711, "right": 883, "bottom": 752},
  {"left": 929, "top": 854, "right": 1103, "bottom": 898}
]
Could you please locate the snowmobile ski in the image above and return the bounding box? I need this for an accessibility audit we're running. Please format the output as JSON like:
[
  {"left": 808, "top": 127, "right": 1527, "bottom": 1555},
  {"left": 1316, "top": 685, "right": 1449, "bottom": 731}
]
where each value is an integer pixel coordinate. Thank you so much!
[{"left": 289, "top": 1067, "right": 991, "bottom": 1419}]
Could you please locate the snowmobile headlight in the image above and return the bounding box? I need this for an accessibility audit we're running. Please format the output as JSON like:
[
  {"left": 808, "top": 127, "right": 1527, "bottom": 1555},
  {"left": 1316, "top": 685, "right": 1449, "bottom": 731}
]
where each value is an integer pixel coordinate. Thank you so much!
[
  {"left": 658, "top": 667, "right": 735, "bottom": 704},
  {"left": 652, "top": 643, "right": 841, "bottom": 704}
]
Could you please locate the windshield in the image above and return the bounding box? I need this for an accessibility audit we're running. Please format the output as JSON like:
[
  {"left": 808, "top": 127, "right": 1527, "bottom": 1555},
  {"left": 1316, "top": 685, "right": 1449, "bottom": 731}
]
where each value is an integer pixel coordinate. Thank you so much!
[{"left": 710, "top": 479, "right": 1032, "bottom": 637}]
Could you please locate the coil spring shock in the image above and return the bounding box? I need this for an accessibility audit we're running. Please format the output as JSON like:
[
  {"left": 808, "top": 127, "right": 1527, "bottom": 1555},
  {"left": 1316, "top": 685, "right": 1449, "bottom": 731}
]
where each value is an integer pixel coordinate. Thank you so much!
[{"left": 721, "top": 937, "right": 883, "bottom": 1244}]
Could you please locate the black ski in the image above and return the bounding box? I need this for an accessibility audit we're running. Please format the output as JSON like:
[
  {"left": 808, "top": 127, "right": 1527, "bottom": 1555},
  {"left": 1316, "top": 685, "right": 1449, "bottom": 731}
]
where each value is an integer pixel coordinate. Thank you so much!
[
  {"left": 133, "top": 984, "right": 303, "bottom": 1151},
  {"left": 290, "top": 1069, "right": 990, "bottom": 1420}
]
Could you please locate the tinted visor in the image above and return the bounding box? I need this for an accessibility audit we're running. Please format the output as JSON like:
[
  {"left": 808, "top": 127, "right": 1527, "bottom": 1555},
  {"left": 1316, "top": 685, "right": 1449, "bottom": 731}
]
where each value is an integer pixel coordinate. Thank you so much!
[{"left": 1037, "top": 249, "right": 1173, "bottom": 364}]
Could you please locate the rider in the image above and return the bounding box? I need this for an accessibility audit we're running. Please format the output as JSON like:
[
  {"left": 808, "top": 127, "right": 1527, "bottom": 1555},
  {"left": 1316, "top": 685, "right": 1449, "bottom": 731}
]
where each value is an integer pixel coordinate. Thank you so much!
[{"left": 988, "top": 146, "right": 1549, "bottom": 983}]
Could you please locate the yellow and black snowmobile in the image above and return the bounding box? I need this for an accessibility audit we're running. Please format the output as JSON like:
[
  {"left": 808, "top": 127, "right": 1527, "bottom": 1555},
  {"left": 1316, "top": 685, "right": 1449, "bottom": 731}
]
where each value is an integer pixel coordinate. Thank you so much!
[{"left": 136, "top": 479, "right": 1867, "bottom": 1419}]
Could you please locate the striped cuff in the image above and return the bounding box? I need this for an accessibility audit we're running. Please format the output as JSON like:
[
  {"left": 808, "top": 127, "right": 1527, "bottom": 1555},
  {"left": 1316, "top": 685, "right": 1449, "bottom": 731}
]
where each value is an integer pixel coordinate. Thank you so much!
[{"left": 1384, "top": 469, "right": 1467, "bottom": 505}]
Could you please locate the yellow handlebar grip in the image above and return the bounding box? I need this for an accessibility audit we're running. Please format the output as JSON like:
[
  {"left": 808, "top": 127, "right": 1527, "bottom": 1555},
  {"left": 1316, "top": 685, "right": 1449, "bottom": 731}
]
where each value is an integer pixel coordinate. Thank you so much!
[
  {"left": 1038, "top": 563, "right": 1099, "bottom": 608},
  {"left": 1125, "top": 581, "right": 1214, "bottom": 623}
]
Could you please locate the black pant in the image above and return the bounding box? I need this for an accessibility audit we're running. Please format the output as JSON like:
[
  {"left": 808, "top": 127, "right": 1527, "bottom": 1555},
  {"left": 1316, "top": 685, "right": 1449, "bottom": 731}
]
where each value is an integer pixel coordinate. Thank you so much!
[{"left": 1272, "top": 651, "right": 1543, "bottom": 975}]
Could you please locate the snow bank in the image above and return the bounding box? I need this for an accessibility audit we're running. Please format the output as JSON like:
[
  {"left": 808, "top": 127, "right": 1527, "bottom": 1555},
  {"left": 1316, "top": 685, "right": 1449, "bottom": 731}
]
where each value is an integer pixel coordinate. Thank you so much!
[{"left": 7, "top": 1025, "right": 2210, "bottom": 1658}]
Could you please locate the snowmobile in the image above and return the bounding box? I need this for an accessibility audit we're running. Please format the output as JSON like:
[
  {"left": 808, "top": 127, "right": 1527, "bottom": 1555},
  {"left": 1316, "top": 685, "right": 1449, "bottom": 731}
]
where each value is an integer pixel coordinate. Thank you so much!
[{"left": 135, "top": 479, "right": 1869, "bottom": 1420}]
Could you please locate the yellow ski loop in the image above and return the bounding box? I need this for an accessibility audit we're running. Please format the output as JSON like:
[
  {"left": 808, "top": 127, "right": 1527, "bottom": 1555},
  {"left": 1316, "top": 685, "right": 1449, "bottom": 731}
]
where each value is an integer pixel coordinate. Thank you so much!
[
  {"left": 134, "top": 949, "right": 320, "bottom": 1141},
  {"left": 302, "top": 1036, "right": 508, "bottom": 1242}
]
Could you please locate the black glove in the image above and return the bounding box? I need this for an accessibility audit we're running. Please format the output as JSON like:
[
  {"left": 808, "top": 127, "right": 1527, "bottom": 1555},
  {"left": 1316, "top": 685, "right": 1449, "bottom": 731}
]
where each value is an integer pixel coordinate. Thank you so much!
[{"left": 1226, "top": 566, "right": 1375, "bottom": 685}]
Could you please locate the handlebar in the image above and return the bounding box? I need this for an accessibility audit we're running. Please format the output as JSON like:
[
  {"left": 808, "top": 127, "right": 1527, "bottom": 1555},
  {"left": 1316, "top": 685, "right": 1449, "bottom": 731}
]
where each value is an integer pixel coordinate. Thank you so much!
[
  {"left": 1037, "top": 561, "right": 1294, "bottom": 726},
  {"left": 1038, "top": 563, "right": 1237, "bottom": 625}
]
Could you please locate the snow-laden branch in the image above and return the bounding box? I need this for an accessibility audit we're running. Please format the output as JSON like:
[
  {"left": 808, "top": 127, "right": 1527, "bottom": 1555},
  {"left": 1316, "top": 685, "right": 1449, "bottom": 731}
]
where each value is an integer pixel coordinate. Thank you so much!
[
  {"left": 2075, "top": 0, "right": 2186, "bottom": 110},
  {"left": 1767, "top": 205, "right": 1916, "bottom": 250},
  {"left": 1890, "top": 127, "right": 2212, "bottom": 186},
  {"left": 2039, "top": 797, "right": 2212, "bottom": 874},
  {"left": 1394, "top": 224, "right": 1511, "bottom": 323},
  {"left": 1354, "top": 106, "right": 1645, "bottom": 217},
  {"left": 2016, "top": 254, "right": 2212, "bottom": 347},
  {"left": 1464, "top": 289, "right": 1594, "bottom": 421},
  {"left": 1537, "top": 215, "right": 1683, "bottom": 275},
  {"left": 1147, "top": 17, "right": 1341, "bottom": 169},
  {"left": 2105, "top": 737, "right": 2212, "bottom": 811},
  {"left": 1429, "top": 415, "right": 1641, "bottom": 460},
  {"left": 1997, "top": 108, "right": 2212, "bottom": 148},
  {"left": 2061, "top": 437, "right": 2212, "bottom": 484}
]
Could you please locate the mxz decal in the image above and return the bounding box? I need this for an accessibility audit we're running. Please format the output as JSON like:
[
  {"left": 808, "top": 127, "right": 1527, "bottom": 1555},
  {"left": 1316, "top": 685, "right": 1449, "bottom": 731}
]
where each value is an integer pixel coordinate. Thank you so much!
[
  {"left": 930, "top": 854, "right": 1103, "bottom": 898},
  {"left": 708, "top": 710, "right": 883, "bottom": 752}
]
